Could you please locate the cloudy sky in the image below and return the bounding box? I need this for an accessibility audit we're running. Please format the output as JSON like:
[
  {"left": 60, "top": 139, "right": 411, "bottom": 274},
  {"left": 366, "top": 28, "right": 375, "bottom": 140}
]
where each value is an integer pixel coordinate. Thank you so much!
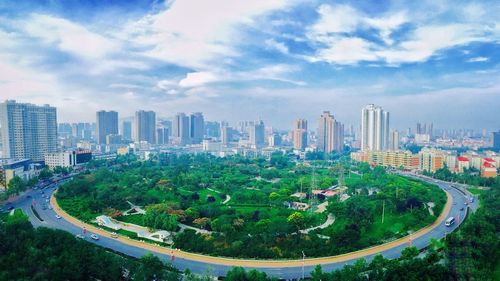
[{"left": 1, "top": 0, "right": 499, "bottom": 130}]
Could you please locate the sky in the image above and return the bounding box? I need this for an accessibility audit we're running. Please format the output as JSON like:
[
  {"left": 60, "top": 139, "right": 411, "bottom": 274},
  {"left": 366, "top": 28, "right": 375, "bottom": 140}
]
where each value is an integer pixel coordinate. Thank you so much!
[{"left": 1, "top": 0, "right": 499, "bottom": 131}]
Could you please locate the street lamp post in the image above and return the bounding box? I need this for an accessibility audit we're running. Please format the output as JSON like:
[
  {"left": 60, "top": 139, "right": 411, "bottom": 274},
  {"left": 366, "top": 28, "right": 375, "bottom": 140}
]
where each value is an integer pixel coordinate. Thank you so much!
[{"left": 302, "top": 251, "right": 305, "bottom": 280}]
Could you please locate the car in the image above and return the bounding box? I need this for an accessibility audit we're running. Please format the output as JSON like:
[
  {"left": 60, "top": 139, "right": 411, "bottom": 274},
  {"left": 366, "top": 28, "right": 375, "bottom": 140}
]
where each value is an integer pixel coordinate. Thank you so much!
[
  {"left": 75, "top": 234, "right": 85, "bottom": 239},
  {"left": 90, "top": 234, "right": 99, "bottom": 240},
  {"left": 111, "top": 232, "right": 119, "bottom": 238},
  {"left": 55, "top": 215, "right": 61, "bottom": 219},
  {"left": 460, "top": 207, "right": 464, "bottom": 211},
  {"left": 48, "top": 205, "right": 52, "bottom": 210},
  {"left": 27, "top": 195, "right": 32, "bottom": 198}
]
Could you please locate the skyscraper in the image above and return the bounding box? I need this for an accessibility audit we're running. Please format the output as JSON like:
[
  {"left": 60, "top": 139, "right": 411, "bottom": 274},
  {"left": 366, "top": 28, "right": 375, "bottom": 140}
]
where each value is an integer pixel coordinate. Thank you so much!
[
  {"left": 0, "top": 100, "right": 57, "bottom": 162},
  {"left": 493, "top": 131, "right": 500, "bottom": 150},
  {"left": 388, "top": 129, "right": 400, "bottom": 151},
  {"left": 205, "top": 121, "right": 221, "bottom": 138},
  {"left": 173, "top": 113, "right": 190, "bottom": 145},
  {"left": 221, "top": 126, "right": 233, "bottom": 145},
  {"left": 156, "top": 127, "right": 169, "bottom": 145},
  {"left": 317, "top": 111, "right": 344, "bottom": 153},
  {"left": 293, "top": 119, "right": 308, "bottom": 150},
  {"left": 189, "top": 112, "right": 204, "bottom": 144},
  {"left": 96, "top": 110, "right": 118, "bottom": 144},
  {"left": 361, "top": 104, "right": 389, "bottom": 151},
  {"left": 122, "top": 121, "right": 132, "bottom": 140},
  {"left": 249, "top": 120, "right": 265, "bottom": 148},
  {"left": 134, "top": 110, "right": 156, "bottom": 144}
]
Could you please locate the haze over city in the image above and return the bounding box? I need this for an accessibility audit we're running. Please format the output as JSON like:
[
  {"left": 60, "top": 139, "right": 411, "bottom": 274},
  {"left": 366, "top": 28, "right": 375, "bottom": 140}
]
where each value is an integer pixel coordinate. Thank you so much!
[{"left": 1, "top": 0, "right": 499, "bottom": 130}]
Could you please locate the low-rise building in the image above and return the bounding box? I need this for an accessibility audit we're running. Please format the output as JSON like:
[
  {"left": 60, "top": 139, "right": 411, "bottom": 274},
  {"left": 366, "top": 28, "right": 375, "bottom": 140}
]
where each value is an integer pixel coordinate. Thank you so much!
[
  {"left": 0, "top": 159, "right": 42, "bottom": 190},
  {"left": 44, "top": 150, "right": 92, "bottom": 169}
]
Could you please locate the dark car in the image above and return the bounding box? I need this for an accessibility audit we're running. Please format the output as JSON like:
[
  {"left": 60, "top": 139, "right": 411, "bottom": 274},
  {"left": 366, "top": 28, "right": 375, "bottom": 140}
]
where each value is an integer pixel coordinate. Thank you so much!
[{"left": 7, "top": 206, "right": 14, "bottom": 211}]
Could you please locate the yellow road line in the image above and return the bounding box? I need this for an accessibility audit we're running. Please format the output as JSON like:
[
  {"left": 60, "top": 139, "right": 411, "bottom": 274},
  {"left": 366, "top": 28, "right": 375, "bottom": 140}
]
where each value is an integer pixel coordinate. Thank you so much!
[{"left": 51, "top": 190, "right": 452, "bottom": 268}]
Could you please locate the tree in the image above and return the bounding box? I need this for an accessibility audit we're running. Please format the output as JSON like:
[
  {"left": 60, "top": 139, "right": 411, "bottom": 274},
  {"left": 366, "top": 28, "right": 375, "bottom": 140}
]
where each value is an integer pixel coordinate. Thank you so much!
[
  {"left": 132, "top": 254, "right": 168, "bottom": 281},
  {"left": 287, "top": 212, "right": 305, "bottom": 230},
  {"left": 38, "top": 167, "right": 53, "bottom": 180},
  {"left": 400, "top": 246, "right": 419, "bottom": 260},
  {"left": 7, "top": 176, "right": 26, "bottom": 195}
]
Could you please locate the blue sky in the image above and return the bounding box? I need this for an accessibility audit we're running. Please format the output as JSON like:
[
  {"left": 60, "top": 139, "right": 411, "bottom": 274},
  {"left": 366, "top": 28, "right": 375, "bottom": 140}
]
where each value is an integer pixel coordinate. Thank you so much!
[{"left": 1, "top": 0, "right": 499, "bottom": 130}]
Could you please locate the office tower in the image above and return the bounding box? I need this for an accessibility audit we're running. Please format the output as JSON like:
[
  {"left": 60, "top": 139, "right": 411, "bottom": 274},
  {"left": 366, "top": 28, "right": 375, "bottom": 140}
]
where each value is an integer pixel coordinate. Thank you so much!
[
  {"left": 388, "top": 129, "right": 400, "bottom": 151},
  {"left": 82, "top": 129, "right": 92, "bottom": 140},
  {"left": 238, "top": 121, "right": 255, "bottom": 134},
  {"left": 361, "top": 104, "right": 389, "bottom": 151},
  {"left": 293, "top": 119, "right": 308, "bottom": 150},
  {"left": 493, "top": 131, "right": 500, "bottom": 150},
  {"left": 189, "top": 112, "right": 204, "bottom": 144},
  {"left": 58, "top": 123, "right": 72, "bottom": 138},
  {"left": 156, "top": 128, "right": 169, "bottom": 145},
  {"left": 205, "top": 121, "right": 221, "bottom": 138},
  {"left": 317, "top": 111, "right": 344, "bottom": 153},
  {"left": 221, "top": 126, "right": 233, "bottom": 145},
  {"left": 96, "top": 110, "right": 118, "bottom": 144},
  {"left": 249, "top": 120, "right": 265, "bottom": 148},
  {"left": 122, "top": 121, "right": 132, "bottom": 140},
  {"left": 106, "top": 134, "right": 122, "bottom": 145},
  {"left": 173, "top": 113, "right": 190, "bottom": 145},
  {"left": 71, "top": 123, "right": 85, "bottom": 139},
  {"left": 134, "top": 110, "right": 156, "bottom": 144},
  {"left": 0, "top": 100, "right": 57, "bottom": 162},
  {"left": 269, "top": 133, "right": 282, "bottom": 147},
  {"left": 160, "top": 120, "right": 172, "bottom": 137}
]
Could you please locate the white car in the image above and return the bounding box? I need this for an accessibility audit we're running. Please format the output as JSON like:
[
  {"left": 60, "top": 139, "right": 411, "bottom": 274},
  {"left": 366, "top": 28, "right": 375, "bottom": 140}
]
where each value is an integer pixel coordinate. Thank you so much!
[
  {"left": 76, "top": 234, "right": 85, "bottom": 239},
  {"left": 55, "top": 215, "right": 61, "bottom": 219},
  {"left": 111, "top": 232, "right": 119, "bottom": 238},
  {"left": 90, "top": 234, "right": 99, "bottom": 240}
]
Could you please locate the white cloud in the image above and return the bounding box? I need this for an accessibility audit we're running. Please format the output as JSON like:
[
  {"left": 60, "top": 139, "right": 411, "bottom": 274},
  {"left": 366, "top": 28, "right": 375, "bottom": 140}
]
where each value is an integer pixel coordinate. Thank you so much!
[
  {"left": 265, "top": 38, "right": 289, "bottom": 54},
  {"left": 306, "top": 4, "right": 496, "bottom": 65},
  {"left": 23, "top": 14, "right": 116, "bottom": 60},
  {"left": 365, "top": 12, "right": 408, "bottom": 45},
  {"left": 377, "top": 24, "right": 487, "bottom": 64},
  {"left": 308, "top": 36, "right": 377, "bottom": 65},
  {"left": 155, "top": 64, "right": 305, "bottom": 97},
  {"left": 121, "top": 0, "right": 290, "bottom": 69},
  {"left": 179, "top": 72, "right": 220, "bottom": 88},
  {"left": 311, "top": 4, "right": 360, "bottom": 34},
  {"left": 467, "top": 56, "right": 489, "bottom": 62}
]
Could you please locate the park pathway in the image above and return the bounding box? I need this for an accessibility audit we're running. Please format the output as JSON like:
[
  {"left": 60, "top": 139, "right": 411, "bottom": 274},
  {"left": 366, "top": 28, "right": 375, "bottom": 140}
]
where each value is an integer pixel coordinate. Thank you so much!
[{"left": 299, "top": 213, "right": 335, "bottom": 234}]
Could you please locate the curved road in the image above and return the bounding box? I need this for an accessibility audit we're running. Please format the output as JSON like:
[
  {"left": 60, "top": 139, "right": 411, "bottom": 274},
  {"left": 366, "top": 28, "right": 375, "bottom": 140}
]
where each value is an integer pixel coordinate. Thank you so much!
[{"left": 5, "top": 176, "right": 477, "bottom": 279}]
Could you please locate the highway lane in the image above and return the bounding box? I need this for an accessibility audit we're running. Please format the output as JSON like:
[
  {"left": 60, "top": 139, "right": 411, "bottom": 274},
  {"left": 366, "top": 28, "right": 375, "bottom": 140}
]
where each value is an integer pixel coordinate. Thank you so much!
[{"left": 4, "top": 176, "right": 475, "bottom": 279}]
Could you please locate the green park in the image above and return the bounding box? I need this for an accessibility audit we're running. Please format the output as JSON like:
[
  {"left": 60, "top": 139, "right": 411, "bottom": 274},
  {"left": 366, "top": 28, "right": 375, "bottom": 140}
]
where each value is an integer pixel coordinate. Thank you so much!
[{"left": 55, "top": 153, "right": 446, "bottom": 259}]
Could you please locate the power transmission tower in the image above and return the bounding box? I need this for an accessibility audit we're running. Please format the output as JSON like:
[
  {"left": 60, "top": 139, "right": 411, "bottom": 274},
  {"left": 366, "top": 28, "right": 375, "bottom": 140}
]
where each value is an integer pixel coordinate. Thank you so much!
[{"left": 310, "top": 166, "right": 317, "bottom": 214}]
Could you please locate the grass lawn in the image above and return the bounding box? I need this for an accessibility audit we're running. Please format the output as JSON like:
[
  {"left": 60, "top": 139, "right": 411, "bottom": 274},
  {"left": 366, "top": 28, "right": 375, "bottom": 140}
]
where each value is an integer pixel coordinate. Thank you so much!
[
  {"left": 116, "top": 214, "right": 145, "bottom": 226},
  {"left": 467, "top": 187, "right": 484, "bottom": 195}
]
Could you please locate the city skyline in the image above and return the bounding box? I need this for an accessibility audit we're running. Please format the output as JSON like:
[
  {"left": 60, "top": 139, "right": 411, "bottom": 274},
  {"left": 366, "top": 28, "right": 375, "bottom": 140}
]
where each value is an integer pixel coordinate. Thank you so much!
[{"left": 1, "top": 1, "right": 499, "bottom": 130}]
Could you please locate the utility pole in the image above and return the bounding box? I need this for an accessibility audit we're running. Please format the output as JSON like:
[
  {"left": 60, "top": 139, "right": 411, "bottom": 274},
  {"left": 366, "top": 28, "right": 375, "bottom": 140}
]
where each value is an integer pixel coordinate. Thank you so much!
[
  {"left": 381, "top": 200, "right": 385, "bottom": 224},
  {"left": 302, "top": 251, "right": 305, "bottom": 280},
  {"left": 310, "top": 166, "right": 317, "bottom": 214}
]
